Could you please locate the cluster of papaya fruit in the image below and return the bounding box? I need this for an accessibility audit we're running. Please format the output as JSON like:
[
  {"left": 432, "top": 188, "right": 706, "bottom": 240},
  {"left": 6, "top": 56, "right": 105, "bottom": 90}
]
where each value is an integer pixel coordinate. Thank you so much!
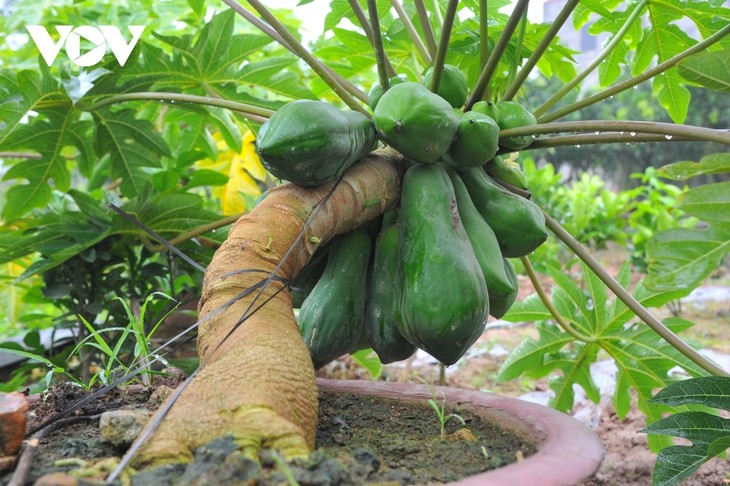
[{"left": 255, "top": 64, "right": 547, "bottom": 368}]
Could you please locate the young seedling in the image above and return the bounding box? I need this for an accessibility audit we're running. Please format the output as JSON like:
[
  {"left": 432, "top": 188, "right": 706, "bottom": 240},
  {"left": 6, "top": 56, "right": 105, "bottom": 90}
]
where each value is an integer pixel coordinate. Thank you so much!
[{"left": 420, "top": 378, "right": 466, "bottom": 439}]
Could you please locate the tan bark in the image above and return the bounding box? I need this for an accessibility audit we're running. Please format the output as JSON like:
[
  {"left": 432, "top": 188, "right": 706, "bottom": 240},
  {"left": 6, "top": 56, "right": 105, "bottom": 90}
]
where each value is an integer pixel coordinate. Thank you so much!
[{"left": 132, "top": 151, "right": 402, "bottom": 467}]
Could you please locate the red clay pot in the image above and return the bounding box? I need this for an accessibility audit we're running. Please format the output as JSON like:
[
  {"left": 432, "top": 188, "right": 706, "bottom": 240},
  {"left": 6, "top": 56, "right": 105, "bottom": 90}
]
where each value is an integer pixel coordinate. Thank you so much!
[
  {"left": 318, "top": 379, "right": 605, "bottom": 486},
  {"left": 0, "top": 392, "right": 29, "bottom": 457}
]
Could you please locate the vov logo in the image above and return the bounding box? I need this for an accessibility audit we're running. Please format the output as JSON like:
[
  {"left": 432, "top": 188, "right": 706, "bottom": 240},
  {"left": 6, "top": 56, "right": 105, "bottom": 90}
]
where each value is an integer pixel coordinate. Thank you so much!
[{"left": 26, "top": 25, "right": 146, "bottom": 67}]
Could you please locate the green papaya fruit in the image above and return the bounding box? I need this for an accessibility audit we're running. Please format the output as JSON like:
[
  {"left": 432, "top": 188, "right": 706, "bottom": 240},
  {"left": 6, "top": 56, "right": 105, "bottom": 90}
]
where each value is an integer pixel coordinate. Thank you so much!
[
  {"left": 489, "top": 259, "right": 519, "bottom": 319},
  {"left": 256, "top": 100, "right": 376, "bottom": 187},
  {"left": 471, "top": 100, "right": 500, "bottom": 124},
  {"left": 496, "top": 101, "right": 537, "bottom": 150},
  {"left": 298, "top": 230, "right": 371, "bottom": 369},
  {"left": 447, "top": 170, "right": 516, "bottom": 297},
  {"left": 459, "top": 167, "right": 547, "bottom": 258},
  {"left": 394, "top": 164, "right": 488, "bottom": 365},
  {"left": 373, "top": 82, "right": 459, "bottom": 163},
  {"left": 365, "top": 224, "right": 417, "bottom": 364},
  {"left": 422, "top": 64, "right": 469, "bottom": 108},
  {"left": 485, "top": 155, "right": 529, "bottom": 190},
  {"left": 368, "top": 76, "right": 407, "bottom": 110},
  {"left": 442, "top": 111, "right": 499, "bottom": 169}
]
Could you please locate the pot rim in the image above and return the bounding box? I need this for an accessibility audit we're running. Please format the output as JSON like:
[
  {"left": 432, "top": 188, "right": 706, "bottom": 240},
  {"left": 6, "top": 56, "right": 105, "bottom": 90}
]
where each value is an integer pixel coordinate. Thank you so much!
[{"left": 317, "top": 378, "right": 605, "bottom": 486}]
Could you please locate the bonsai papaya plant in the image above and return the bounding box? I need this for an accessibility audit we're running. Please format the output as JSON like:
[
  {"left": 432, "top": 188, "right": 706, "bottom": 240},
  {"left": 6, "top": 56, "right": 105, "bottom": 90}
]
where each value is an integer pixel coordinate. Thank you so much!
[{"left": 1, "top": 0, "right": 729, "bottom": 484}]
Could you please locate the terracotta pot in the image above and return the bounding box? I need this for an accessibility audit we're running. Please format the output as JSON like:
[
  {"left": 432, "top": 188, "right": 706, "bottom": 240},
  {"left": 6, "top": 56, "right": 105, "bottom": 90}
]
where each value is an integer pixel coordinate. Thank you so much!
[
  {"left": 318, "top": 378, "right": 605, "bottom": 486},
  {"left": 0, "top": 392, "right": 29, "bottom": 458}
]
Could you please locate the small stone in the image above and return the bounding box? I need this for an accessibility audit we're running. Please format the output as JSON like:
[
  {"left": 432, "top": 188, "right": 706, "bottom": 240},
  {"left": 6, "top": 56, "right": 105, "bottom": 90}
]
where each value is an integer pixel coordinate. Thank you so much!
[
  {"left": 0, "top": 392, "right": 29, "bottom": 456},
  {"left": 99, "top": 409, "right": 151, "bottom": 448},
  {"left": 446, "top": 427, "right": 477, "bottom": 443},
  {"left": 147, "top": 385, "right": 174, "bottom": 407}
]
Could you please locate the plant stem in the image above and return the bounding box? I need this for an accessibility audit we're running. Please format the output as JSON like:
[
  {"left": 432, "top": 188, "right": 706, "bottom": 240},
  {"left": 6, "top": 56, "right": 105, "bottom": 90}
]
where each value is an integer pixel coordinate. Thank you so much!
[
  {"left": 0, "top": 152, "right": 42, "bottom": 159},
  {"left": 147, "top": 214, "right": 242, "bottom": 253},
  {"left": 415, "top": 0, "right": 438, "bottom": 58},
  {"left": 498, "top": 120, "right": 730, "bottom": 146},
  {"left": 238, "top": 0, "right": 367, "bottom": 114},
  {"left": 539, "top": 22, "right": 730, "bottom": 123},
  {"left": 506, "top": 8, "right": 528, "bottom": 93},
  {"left": 503, "top": 0, "right": 580, "bottom": 102},
  {"left": 521, "top": 256, "right": 597, "bottom": 343},
  {"left": 367, "top": 0, "right": 393, "bottom": 90},
  {"left": 432, "top": 0, "right": 444, "bottom": 29},
  {"left": 223, "top": 0, "right": 368, "bottom": 103},
  {"left": 430, "top": 0, "right": 460, "bottom": 93},
  {"left": 466, "top": 0, "right": 530, "bottom": 109},
  {"left": 391, "top": 0, "right": 433, "bottom": 65},
  {"left": 543, "top": 211, "right": 729, "bottom": 377},
  {"left": 519, "top": 132, "right": 693, "bottom": 150},
  {"left": 352, "top": 0, "right": 396, "bottom": 78},
  {"left": 534, "top": 0, "right": 647, "bottom": 118},
  {"left": 81, "top": 92, "right": 273, "bottom": 121},
  {"left": 479, "top": 0, "right": 489, "bottom": 71}
]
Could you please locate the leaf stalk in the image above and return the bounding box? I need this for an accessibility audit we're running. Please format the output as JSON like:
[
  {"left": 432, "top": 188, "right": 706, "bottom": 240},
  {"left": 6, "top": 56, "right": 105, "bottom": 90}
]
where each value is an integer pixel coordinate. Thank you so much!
[
  {"left": 466, "top": 0, "right": 530, "bottom": 109},
  {"left": 543, "top": 211, "right": 729, "bottom": 377},
  {"left": 539, "top": 22, "right": 730, "bottom": 123},
  {"left": 521, "top": 256, "right": 598, "bottom": 343},
  {"left": 534, "top": 0, "right": 647, "bottom": 118}
]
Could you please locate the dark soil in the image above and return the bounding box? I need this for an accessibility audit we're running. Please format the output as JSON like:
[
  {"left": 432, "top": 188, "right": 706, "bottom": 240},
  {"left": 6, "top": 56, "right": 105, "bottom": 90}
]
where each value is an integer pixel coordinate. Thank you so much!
[{"left": 3, "top": 385, "right": 533, "bottom": 485}]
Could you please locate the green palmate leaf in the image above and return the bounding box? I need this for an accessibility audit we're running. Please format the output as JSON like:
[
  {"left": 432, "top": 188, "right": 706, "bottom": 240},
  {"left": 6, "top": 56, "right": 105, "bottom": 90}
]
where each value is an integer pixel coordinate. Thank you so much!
[
  {"left": 501, "top": 293, "right": 552, "bottom": 322},
  {"left": 644, "top": 377, "right": 730, "bottom": 485},
  {"left": 651, "top": 442, "right": 722, "bottom": 486},
  {"left": 572, "top": 0, "right": 623, "bottom": 30},
  {"left": 112, "top": 192, "right": 222, "bottom": 236},
  {"left": 658, "top": 153, "right": 730, "bottom": 181},
  {"left": 679, "top": 49, "right": 730, "bottom": 93},
  {"left": 496, "top": 322, "right": 574, "bottom": 382},
  {"left": 350, "top": 348, "right": 383, "bottom": 380},
  {"left": 0, "top": 66, "right": 95, "bottom": 220},
  {"left": 645, "top": 178, "right": 730, "bottom": 292},
  {"left": 107, "top": 10, "right": 313, "bottom": 104},
  {"left": 677, "top": 181, "right": 730, "bottom": 224},
  {"left": 646, "top": 225, "right": 730, "bottom": 291},
  {"left": 0, "top": 212, "right": 112, "bottom": 281},
  {"left": 93, "top": 108, "right": 169, "bottom": 197},
  {"left": 649, "top": 376, "right": 730, "bottom": 410},
  {"left": 499, "top": 261, "right": 704, "bottom": 431},
  {"left": 629, "top": 0, "right": 730, "bottom": 123},
  {"left": 544, "top": 343, "right": 601, "bottom": 411},
  {"left": 0, "top": 66, "right": 68, "bottom": 146},
  {"left": 589, "top": 6, "right": 643, "bottom": 87}
]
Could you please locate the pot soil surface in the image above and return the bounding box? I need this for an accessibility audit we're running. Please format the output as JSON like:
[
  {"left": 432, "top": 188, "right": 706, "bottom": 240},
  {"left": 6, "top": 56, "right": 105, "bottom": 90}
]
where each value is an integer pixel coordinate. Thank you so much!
[{"left": 3, "top": 382, "right": 534, "bottom": 485}]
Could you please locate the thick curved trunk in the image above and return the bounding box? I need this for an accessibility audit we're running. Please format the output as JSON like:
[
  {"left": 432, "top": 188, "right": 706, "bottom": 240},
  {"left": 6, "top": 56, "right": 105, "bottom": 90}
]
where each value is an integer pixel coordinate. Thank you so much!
[{"left": 133, "top": 152, "right": 402, "bottom": 466}]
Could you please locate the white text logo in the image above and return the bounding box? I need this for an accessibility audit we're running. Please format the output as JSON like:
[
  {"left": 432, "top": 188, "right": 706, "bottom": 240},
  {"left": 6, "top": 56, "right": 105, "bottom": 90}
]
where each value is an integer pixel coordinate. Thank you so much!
[{"left": 26, "top": 25, "right": 146, "bottom": 67}]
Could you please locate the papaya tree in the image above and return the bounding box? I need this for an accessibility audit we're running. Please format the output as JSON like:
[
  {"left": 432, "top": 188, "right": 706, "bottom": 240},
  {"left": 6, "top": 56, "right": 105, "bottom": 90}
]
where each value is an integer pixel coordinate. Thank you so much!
[{"left": 1, "top": 0, "right": 729, "bottom": 484}]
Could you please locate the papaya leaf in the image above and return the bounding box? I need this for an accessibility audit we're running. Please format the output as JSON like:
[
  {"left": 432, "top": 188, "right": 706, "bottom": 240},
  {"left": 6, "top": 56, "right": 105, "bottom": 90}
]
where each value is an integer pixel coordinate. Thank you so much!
[
  {"left": 645, "top": 224, "right": 730, "bottom": 292},
  {"left": 649, "top": 376, "right": 730, "bottom": 411},
  {"left": 499, "top": 261, "right": 704, "bottom": 437},
  {"left": 350, "top": 348, "right": 383, "bottom": 380},
  {"left": 0, "top": 65, "right": 69, "bottom": 146},
  {"left": 111, "top": 193, "right": 222, "bottom": 237},
  {"left": 496, "top": 321, "right": 574, "bottom": 382},
  {"left": 0, "top": 63, "right": 97, "bottom": 220},
  {"left": 0, "top": 212, "right": 112, "bottom": 281},
  {"left": 678, "top": 49, "right": 730, "bottom": 93},
  {"left": 643, "top": 378, "right": 730, "bottom": 486},
  {"left": 114, "top": 11, "right": 312, "bottom": 103},
  {"left": 647, "top": 156, "right": 730, "bottom": 292},
  {"left": 93, "top": 108, "right": 169, "bottom": 197},
  {"left": 658, "top": 153, "right": 730, "bottom": 181},
  {"left": 676, "top": 182, "right": 730, "bottom": 225},
  {"left": 630, "top": 0, "right": 730, "bottom": 123}
]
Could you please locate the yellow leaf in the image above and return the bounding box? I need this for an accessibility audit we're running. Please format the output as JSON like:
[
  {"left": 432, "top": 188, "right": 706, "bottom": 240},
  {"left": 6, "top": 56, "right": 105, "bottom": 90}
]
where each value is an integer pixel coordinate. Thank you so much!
[{"left": 196, "top": 130, "right": 269, "bottom": 215}]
